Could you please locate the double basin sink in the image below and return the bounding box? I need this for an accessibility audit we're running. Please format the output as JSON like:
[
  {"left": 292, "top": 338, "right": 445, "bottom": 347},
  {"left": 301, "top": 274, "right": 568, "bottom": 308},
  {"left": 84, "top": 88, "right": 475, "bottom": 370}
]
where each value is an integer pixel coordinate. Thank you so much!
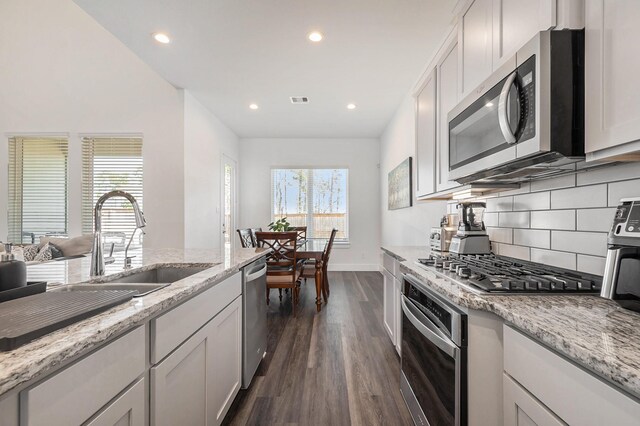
[{"left": 55, "top": 266, "right": 212, "bottom": 297}]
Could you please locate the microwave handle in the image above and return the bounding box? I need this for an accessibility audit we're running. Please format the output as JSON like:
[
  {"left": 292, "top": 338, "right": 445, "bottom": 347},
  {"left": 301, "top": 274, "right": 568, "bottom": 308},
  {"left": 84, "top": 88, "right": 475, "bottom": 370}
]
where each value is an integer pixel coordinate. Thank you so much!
[{"left": 498, "top": 71, "right": 518, "bottom": 144}]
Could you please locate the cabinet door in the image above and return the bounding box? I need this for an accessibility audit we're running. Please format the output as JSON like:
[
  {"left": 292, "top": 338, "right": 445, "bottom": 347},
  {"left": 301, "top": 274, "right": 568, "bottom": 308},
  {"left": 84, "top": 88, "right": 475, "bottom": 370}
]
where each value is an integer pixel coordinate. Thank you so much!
[
  {"left": 585, "top": 0, "right": 640, "bottom": 156},
  {"left": 492, "top": 0, "right": 557, "bottom": 69},
  {"left": 503, "top": 374, "right": 566, "bottom": 426},
  {"left": 151, "top": 297, "right": 242, "bottom": 426},
  {"left": 393, "top": 276, "right": 402, "bottom": 356},
  {"left": 415, "top": 69, "right": 437, "bottom": 197},
  {"left": 382, "top": 268, "right": 396, "bottom": 346},
  {"left": 436, "top": 36, "right": 461, "bottom": 191},
  {"left": 86, "top": 378, "right": 145, "bottom": 426},
  {"left": 460, "top": 0, "right": 494, "bottom": 97}
]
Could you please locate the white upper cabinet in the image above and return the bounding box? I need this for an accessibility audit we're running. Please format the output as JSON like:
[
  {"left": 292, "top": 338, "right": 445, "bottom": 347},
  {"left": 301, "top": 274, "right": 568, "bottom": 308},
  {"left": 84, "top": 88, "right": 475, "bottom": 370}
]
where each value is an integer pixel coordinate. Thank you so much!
[
  {"left": 436, "top": 34, "right": 461, "bottom": 191},
  {"left": 459, "top": 0, "right": 494, "bottom": 97},
  {"left": 415, "top": 69, "right": 437, "bottom": 197},
  {"left": 492, "top": 0, "right": 557, "bottom": 69},
  {"left": 585, "top": 0, "right": 640, "bottom": 161}
]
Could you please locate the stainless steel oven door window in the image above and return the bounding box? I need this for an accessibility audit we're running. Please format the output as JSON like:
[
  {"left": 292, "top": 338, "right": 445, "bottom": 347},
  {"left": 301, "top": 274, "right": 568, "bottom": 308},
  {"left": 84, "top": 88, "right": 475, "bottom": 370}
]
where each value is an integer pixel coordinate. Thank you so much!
[
  {"left": 401, "top": 295, "right": 466, "bottom": 426},
  {"left": 449, "top": 72, "right": 521, "bottom": 173}
]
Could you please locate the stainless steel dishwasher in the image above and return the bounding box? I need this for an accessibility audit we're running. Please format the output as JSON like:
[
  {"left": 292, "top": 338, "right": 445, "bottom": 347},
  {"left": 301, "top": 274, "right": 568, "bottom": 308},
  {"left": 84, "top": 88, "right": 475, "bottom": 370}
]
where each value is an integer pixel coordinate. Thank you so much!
[{"left": 242, "top": 256, "right": 268, "bottom": 389}]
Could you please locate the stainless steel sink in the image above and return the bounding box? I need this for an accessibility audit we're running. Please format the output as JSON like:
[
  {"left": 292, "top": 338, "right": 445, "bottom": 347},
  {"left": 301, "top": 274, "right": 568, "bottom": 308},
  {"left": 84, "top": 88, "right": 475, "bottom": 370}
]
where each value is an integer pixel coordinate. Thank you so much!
[
  {"left": 107, "top": 266, "right": 210, "bottom": 284},
  {"left": 56, "top": 283, "right": 170, "bottom": 297},
  {"left": 54, "top": 265, "right": 212, "bottom": 297}
]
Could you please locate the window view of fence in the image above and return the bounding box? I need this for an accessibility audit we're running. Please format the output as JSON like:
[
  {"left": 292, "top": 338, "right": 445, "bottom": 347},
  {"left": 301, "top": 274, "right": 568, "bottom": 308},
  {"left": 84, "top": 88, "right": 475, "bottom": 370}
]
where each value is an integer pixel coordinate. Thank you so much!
[{"left": 271, "top": 168, "right": 348, "bottom": 240}]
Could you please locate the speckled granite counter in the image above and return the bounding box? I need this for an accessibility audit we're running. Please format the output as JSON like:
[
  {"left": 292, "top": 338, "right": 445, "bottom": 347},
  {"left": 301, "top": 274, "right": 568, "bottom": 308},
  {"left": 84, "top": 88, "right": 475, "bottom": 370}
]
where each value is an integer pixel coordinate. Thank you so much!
[
  {"left": 382, "top": 245, "right": 640, "bottom": 400},
  {"left": 0, "top": 247, "right": 267, "bottom": 396}
]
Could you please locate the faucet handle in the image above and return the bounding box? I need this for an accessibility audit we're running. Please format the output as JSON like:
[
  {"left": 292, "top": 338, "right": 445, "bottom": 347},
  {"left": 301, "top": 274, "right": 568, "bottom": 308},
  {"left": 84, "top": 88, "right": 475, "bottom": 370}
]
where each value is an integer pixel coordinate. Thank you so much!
[{"left": 124, "top": 256, "right": 135, "bottom": 269}]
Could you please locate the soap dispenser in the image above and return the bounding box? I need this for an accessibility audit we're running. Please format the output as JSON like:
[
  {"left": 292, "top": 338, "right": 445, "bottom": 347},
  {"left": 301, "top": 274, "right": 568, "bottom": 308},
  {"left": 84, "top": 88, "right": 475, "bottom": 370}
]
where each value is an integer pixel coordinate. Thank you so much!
[{"left": 0, "top": 243, "right": 27, "bottom": 291}]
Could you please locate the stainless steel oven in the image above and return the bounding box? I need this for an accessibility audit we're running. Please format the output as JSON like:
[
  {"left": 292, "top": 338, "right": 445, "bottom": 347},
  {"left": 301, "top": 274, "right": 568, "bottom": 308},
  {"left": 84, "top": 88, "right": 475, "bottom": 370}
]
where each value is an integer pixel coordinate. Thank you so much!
[
  {"left": 447, "top": 29, "right": 585, "bottom": 184},
  {"left": 400, "top": 273, "right": 467, "bottom": 426}
]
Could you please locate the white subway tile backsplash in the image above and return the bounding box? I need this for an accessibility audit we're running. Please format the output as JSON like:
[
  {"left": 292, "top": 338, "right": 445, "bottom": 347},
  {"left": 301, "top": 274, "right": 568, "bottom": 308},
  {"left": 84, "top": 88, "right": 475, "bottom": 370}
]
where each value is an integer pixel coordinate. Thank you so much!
[
  {"left": 499, "top": 183, "right": 530, "bottom": 196},
  {"left": 577, "top": 162, "right": 640, "bottom": 186},
  {"left": 493, "top": 243, "right": 530, "bottom": 260},
  {"left": 550, "top": 185, "right": 607, "bottom": 209},
  {"left": 484, "top": 212, "right": 499, "bottom": 227},
  {"left": 486, "top": 196, "right": 513, "bottom": 212},
  {"left": 577, "top": 254, "right": 607, "bottom": 276},
  {"left": 487, "top": 227, "right": 513, "bottom": 244},
  {"left": 551, "top": 231, "right": 608, "bottom": 257},
  {"left": 608, "top": 179, "right": 640, "bottom": 207},
  {"left": 513, "top": 192, "right": 550, "bottom": 211},
  {"left": 513, "top": 229, "right": 550, "bottom": 249},
  {"left": 530, "top": 248, "right": 576, "bottom": 270},
  {"left": 499, "top": 211, "right": 529, "bottom": 228},
  {"left": 576, "top": 208, "right": 616, "bottom": 232},
  {"left": 530, "top": 210, "right": 575, "bottom": 230},
  {"left": 530, "top": 174, "right": 576, "bottom": 192}
]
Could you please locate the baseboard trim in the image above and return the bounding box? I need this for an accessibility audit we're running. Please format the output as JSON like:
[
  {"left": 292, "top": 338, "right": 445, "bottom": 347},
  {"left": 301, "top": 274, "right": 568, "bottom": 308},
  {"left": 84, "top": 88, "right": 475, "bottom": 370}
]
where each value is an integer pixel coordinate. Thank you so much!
[{"left": 328, "top": 264, "right": 380, "bottom": 272}]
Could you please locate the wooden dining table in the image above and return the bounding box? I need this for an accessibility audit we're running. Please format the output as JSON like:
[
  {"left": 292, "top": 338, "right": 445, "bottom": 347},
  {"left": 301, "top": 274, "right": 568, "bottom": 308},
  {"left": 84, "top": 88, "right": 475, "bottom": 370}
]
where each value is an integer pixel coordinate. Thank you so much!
[{"left": 296, "top": 238, "right": 329, "bottom": 312}]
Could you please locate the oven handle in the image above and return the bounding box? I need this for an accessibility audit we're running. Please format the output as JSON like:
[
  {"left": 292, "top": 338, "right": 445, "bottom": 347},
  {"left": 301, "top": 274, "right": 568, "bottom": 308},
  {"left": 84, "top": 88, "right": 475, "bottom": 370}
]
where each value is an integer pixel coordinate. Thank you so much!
[
  {"left": 498, "top": 71, "right": 518, "bottom": 144},
  {"left": 401, "top": 296, "right": 457, "bottom": 358}
]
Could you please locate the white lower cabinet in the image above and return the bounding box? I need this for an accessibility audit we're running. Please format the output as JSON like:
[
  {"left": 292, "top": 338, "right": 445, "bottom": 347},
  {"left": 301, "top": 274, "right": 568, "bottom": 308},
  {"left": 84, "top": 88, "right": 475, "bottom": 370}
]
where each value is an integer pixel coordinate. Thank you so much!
[
  {"left": 503, "top": 374, "right": 565, "bottom": 426},
  {"left": 382, "top": 267, "right": 396, "bottom": 347},
  {"left": 86, "top": 378, "right": 146, "bottom": 426},
  {"left": 393, "top": 275, "right": 402, "bottom": 356},
  {"left": 151, "top": 296, "right": 242, "bottom": 426}
]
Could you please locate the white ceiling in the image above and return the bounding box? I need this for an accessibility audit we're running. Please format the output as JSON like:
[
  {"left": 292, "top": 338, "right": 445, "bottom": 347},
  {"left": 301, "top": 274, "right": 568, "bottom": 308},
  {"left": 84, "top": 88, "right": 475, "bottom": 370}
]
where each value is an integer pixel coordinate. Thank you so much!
[{"left": 74, "top": 0, "right": 456, "bottom": 138}]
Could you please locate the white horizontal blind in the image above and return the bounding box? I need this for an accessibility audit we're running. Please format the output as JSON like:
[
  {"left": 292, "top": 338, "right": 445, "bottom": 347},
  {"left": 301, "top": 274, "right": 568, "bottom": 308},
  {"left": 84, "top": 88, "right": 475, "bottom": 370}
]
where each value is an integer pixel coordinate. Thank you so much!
[
  {"left": 271, "top": 168, "right": 349, "bottom": 240},
  {"left": 81, "top": 137, "right": 143, "bottom": 250},
  {"left": 7, "top": 137, "right": 69, "bottom": 244}
]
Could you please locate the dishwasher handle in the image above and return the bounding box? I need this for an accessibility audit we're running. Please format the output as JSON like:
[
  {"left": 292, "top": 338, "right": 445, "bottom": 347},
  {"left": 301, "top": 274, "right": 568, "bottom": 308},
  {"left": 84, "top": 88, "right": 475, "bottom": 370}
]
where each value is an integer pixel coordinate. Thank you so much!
[{"left": 245, "top": 264, "right": 267, "bottom": 282}]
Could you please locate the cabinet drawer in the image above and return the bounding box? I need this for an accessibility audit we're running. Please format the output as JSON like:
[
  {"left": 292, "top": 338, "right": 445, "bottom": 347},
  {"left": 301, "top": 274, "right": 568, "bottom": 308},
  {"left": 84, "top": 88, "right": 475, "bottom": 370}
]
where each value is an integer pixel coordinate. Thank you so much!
[
  {"left": 151, "top": 272, "right": 241, "bottom": 364},
  {"left": 382, "top": 252, "right": 399, "bottom": 278},
  {"left": 86, "top": 378, "right": 145, "bottom": 426},
  {"left": 503, "top": 373, "right": 565, "bottom": 426},
  {"left": 504, "top": 325, "right": 640, "bottom": 426},
  {"left": 20, "top": 326, "right": 145, "bottom": 426}
]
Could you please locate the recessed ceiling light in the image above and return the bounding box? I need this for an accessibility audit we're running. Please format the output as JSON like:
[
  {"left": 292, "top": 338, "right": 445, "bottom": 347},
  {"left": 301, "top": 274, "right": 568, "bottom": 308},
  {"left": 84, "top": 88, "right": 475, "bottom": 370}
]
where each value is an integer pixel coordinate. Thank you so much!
[
  {"left": 153, "top": 33, "right": 171, "bottom": 44},
  {"left": 249, "top": 103, "right": 259, "bottom": 110},
  {"left": 347, "top": 103, "right": 357, "bottom": 110},
  {"left": 308, "top": 32, "right": 323, "bottom": 42}
]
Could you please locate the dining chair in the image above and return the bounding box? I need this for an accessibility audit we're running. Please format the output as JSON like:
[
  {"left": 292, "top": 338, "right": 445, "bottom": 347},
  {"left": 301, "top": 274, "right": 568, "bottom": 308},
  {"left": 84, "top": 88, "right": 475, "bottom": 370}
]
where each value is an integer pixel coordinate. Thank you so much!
[
  {"left": 237, "top": 228, "right": 255, "bottom": 248},
  {"left": 302, "top": 228, "right": 337, "bottom": 301},
  {"left": 290, "top": 226, "right": 307, "bottom": 241},
  {"left": 255, "top": 231, "right": 303, "bottom": 316},
  {"left": 250, "top": 228, "right": 262, "bottom": 247}
]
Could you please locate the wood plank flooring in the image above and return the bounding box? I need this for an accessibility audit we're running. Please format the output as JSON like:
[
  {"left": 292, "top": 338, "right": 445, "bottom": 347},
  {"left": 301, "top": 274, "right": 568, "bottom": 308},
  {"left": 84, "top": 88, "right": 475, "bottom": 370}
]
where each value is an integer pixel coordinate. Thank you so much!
[{"left": 223, "top": 271, "right": 413, "bottom": 426}]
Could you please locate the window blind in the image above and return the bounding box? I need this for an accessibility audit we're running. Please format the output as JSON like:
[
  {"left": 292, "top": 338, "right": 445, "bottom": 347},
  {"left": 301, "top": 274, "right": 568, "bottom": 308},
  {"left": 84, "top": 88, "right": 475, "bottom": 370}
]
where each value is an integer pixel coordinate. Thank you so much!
[
  {"left": 81, "top": 137, "right": 143, "bottom": 249},
  {"left": 7, "top": 137, "right": 69, "bottom": 244}
]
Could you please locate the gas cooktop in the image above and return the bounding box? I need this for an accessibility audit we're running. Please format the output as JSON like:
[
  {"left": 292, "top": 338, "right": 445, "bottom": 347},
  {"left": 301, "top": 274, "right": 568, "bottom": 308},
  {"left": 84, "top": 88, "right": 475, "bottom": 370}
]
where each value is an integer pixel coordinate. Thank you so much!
[{"left": 416, "top": 253, "right": 602, "bottom": 295}]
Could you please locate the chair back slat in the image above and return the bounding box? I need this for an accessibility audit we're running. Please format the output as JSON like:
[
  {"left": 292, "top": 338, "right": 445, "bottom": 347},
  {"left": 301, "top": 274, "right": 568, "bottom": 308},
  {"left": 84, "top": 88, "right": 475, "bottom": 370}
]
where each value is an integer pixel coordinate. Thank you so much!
[
  {"left": 323, "top": 228, "right": 338, "bottom": 264},
  {"left": 255, "top": 231, "right": 299, "bottom": 275},
  {"left": 237, "top": 228, "right": 255, "bottom": 248}
]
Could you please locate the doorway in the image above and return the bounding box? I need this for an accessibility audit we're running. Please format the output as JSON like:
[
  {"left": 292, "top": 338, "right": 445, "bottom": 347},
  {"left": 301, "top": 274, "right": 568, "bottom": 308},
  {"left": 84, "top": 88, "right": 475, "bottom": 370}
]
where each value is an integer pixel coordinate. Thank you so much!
[{"left": 221, "top": 155, "right": 237, "bottom": 254}]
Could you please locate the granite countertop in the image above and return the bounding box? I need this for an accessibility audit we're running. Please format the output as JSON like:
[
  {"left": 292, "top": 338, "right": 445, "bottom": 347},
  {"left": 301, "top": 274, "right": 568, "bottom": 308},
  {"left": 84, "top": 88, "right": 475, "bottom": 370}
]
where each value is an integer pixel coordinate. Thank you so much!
[
  {"left": 0, "top": 247, "right": 268, "bottom": 396},
  {"left": 382, "top": 245, "right": 640, "bottom": 400}
]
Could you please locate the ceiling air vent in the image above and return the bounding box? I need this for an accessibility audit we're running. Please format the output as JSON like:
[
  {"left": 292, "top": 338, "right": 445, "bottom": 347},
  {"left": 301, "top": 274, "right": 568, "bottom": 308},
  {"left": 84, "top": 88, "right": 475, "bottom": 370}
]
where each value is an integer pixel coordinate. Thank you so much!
[{"left": 290, "top": 96, "right": 309, "bottom": 104}]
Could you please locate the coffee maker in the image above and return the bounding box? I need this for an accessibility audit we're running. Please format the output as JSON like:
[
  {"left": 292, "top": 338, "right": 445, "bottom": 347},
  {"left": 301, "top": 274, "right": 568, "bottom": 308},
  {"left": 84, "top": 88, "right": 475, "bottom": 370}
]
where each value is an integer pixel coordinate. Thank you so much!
[
  {"left": 601, "top": 198, "right": 640, "bottom": 313},
  {"left": 449, "top": 202, "right": 491, "bottom": 255}
]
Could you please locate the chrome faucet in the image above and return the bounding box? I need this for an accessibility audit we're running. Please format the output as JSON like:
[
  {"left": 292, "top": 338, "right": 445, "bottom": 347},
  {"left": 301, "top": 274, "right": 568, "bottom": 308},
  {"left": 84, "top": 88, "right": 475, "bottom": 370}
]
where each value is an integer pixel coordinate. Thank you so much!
[{"left": 90, "top": 190, "right": 146, "bottom": 276}]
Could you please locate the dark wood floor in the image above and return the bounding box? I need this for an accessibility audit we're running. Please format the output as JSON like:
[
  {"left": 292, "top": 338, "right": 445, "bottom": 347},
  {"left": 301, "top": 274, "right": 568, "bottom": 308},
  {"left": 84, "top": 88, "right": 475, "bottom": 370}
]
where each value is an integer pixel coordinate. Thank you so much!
[{"left": 223, "top": 271, "right": 413, "bottom": 426}]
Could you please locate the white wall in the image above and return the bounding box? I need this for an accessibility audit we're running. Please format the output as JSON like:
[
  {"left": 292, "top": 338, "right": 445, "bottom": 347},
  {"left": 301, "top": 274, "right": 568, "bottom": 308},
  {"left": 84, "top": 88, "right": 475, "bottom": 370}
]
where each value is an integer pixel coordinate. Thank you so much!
[
  {"left": 380, "top": 94, "right": 448, "bottom": 247},
  {"left": 0, "top": 0, "right": 229, "bottom": 249},
  {"left": 184, "top": 91, "right": 239, "bottom": 248},
  {"left": 239, "top": 138, "right": 380, "bottom": 270}
]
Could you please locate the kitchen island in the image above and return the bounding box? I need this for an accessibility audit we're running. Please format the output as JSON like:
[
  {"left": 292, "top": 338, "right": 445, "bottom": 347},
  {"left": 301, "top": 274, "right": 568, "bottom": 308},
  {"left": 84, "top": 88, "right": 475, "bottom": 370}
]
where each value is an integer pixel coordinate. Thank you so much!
[
  {"left": 383, "top": 245, "right": 640, "bottom": 426},
  {"left": 0, "top": 247, "right": 267, "bottom": 426}
]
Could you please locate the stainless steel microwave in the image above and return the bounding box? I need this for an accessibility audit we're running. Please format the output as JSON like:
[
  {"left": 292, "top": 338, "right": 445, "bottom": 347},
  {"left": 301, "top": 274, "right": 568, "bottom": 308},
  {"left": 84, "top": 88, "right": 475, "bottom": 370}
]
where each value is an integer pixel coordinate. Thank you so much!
[{"left": 448, "top": 30, "right": 585, "bottom": 184}]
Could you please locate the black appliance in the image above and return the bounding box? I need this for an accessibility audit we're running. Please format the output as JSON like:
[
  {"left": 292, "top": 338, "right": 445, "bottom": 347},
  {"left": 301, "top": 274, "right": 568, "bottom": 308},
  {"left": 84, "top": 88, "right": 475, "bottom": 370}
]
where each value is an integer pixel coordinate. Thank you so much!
[
  {"left": 601, "top": 198, "right": 640, "bottom": 312},
  {"left": 417, "top": 254, "right": 602, "bottom": 295},
  {"left": 401, "top": 273, "right": 467, "bottom": 426}
]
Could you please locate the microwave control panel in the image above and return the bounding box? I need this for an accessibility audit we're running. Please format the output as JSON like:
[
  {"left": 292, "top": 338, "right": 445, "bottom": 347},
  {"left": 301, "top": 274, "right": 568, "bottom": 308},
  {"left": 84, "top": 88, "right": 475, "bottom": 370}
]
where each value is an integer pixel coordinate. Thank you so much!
[
  {"left": 611, "top": 199, "right": 640, "bottom": 237},
  {"left": 516, "top": 55, "right": 536, "bottom": 144}
]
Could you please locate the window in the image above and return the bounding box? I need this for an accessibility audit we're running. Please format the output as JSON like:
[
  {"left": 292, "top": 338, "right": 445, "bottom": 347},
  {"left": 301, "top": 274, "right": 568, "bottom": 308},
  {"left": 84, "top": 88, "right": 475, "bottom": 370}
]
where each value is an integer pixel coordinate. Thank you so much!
[
  {"left": 82, "top": 137, "right": 143, "bottom": 249},
  {"left": 7, "top": 137, "right": 69, "bottom": 243},
  {"left": 271, "top": 168, "right": 348, "bottom": 240}
]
